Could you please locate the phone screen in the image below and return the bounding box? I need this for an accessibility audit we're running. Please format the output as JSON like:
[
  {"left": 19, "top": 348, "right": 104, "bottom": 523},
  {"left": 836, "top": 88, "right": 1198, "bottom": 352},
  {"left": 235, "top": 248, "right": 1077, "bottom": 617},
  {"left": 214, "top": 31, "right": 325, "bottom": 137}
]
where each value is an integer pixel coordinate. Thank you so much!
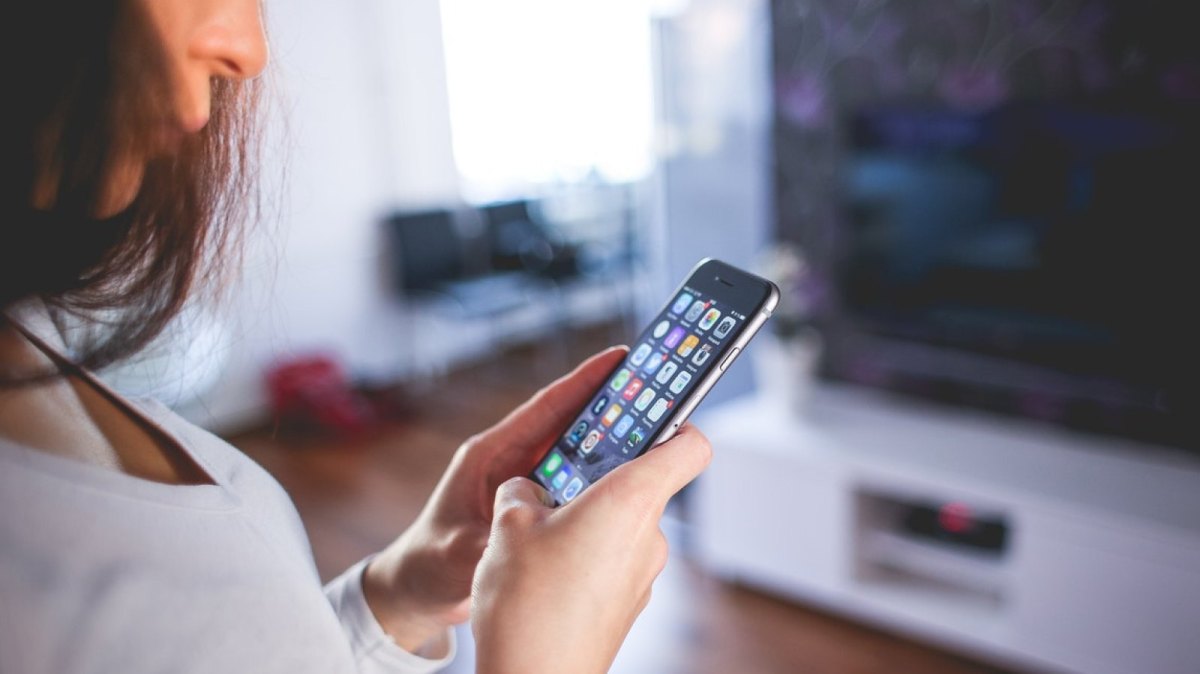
[{"left": 532, "top": 259, "right": 776, "bottom": 505}]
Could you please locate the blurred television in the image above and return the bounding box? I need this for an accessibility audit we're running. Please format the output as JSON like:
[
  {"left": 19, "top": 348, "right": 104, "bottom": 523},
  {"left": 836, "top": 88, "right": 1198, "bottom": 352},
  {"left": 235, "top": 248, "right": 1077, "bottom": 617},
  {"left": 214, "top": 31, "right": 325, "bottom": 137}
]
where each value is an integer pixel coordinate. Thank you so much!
[{"left": 772, "top": 0, "right": 1200, "bottom": 450}]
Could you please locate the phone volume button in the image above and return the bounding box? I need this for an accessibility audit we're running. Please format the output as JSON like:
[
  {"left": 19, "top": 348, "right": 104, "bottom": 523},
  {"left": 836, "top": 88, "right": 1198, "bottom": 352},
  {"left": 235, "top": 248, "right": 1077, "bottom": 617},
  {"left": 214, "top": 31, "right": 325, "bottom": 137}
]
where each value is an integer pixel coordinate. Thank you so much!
[{"left": 719, "top": 347, "right": 741, "bottom": 372}]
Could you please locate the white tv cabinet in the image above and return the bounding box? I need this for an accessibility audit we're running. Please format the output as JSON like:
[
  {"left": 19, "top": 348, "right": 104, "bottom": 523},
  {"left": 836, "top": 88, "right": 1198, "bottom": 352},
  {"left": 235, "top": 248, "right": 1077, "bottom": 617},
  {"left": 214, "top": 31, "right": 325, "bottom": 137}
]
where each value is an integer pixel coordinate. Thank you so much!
[{"left": 693, "top": 385, "right": 1200, "bottom": 674}]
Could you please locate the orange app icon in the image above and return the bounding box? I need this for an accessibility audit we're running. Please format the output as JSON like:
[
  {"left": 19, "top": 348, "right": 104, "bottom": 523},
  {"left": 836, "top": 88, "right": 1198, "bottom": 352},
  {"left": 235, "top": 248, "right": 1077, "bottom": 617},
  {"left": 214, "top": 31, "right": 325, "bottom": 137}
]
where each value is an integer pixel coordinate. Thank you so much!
[
  {"left": 676, "top": 335, "right": 700, "bottom": 358},
  {"left": 601, "top": 403, "right": 623, "bottom": 427}
]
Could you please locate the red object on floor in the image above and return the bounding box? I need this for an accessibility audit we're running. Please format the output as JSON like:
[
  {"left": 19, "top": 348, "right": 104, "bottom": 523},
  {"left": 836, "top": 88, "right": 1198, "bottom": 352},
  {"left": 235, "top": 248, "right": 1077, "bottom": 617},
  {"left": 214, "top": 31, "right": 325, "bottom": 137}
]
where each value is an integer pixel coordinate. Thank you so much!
[{"left": 265, "top": 354, "right": 375, "bottom": 435}]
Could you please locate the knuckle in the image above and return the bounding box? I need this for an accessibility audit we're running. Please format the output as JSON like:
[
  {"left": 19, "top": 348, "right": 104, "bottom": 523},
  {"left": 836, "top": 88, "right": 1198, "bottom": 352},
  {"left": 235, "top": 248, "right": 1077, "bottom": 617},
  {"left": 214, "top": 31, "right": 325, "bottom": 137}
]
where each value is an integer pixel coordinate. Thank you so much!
[
  {"left": 494, "top": 501, "right": 533, "bottom": 529},
  {"left": 526, "top": 383, "right": 561, "bottom": 418},
  {"left": 493, "top": 480, "right": 537, "bottom": 528},
  {"left": 684, "top": 426, "right": 714, "bottom": 457},
  {"left": 638, "top": 587, "right": 654, "bottom": 612},
  {"left": 695, "top": 433, "right": 714, "bottom": 466},
  {"left": 651, "top": 531, "right": 670, "bottom": 574},
  {"left": 673, "top": 427, "right": 713, "bottom": 471},
  {"left": 460, "top": 432, "right": 486, "bottom": 455}
]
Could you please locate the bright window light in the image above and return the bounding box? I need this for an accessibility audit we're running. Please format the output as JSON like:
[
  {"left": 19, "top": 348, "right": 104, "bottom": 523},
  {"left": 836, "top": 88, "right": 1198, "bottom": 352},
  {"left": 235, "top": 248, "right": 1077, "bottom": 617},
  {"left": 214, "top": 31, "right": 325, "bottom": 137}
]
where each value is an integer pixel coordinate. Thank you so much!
[{"left": 439, "top": 0, "right": 657, "bottom": 201}]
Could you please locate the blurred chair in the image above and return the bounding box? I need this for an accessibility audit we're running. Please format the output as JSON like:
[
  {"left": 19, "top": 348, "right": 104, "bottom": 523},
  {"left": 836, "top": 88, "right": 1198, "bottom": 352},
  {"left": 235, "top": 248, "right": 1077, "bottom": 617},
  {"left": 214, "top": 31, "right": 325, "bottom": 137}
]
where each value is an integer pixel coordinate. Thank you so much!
[
  {"left": 388, "top": 208, "right": 467, "bottom": 293},
  {"left": 387, "top": 207, "right": 542, "bottom": 318},
  {"left": 531, "top": 183, "right": 642, "bottom": 341},
  {"left": 385, "top": 207, "right": 558, "bottom": 379},
  {"left": 481, "top": 199, "right": 581, "bottom": 281},
  {"left": 480, "top": 199, "right": 587, "bottom": 370},
  {"left": 385, "top": 190, "right": 640, "bottom": 381}
]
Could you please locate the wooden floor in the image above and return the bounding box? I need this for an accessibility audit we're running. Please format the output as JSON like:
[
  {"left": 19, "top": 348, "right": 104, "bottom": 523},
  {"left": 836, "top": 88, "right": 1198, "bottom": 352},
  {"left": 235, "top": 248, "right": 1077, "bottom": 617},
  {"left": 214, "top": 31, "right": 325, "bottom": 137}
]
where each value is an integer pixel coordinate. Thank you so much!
[{"left": 233, "top": 325, "right": 1015, "bottom": 674}]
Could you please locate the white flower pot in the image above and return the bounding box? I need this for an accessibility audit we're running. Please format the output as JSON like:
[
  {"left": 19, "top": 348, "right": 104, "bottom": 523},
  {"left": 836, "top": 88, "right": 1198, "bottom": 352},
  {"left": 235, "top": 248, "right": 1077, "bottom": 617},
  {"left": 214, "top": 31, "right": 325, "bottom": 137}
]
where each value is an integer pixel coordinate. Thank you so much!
[{"left": 750, "top": 329, "right": 823, "bottom": 416}]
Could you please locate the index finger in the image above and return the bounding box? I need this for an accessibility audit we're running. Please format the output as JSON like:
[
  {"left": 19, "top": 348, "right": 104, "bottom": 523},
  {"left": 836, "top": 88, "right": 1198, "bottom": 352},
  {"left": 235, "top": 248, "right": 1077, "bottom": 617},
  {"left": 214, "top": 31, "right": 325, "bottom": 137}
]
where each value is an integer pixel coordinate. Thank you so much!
[{"left": 473, "top": 346, "right": 628, "bottom": 477}]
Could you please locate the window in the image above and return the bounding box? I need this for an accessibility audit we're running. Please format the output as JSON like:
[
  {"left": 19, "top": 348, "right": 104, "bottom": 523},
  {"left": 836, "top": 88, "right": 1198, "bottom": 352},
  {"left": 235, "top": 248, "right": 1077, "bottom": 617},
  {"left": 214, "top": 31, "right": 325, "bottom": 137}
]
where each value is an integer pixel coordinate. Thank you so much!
[{"left": 439, "top": 0, "right": 657, "bottom": 201}]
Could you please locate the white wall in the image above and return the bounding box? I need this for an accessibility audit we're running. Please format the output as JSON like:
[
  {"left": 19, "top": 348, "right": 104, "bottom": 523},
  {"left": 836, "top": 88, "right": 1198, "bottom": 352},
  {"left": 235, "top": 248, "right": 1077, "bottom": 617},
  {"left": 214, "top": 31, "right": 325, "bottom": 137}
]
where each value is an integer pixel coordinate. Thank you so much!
[
  {"left": 648, "top": 0, "right": 774, "bottom": 408},
  {"left": 173, "top": 0, "right": 459, "bottom": 431}
]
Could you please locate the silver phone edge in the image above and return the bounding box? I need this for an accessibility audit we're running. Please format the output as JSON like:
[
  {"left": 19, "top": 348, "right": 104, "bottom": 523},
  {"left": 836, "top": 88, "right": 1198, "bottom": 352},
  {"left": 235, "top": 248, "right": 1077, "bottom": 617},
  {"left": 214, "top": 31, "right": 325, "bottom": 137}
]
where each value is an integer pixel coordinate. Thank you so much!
[{"left": 652, "top": 282, "right": 781, "bottom": 446}]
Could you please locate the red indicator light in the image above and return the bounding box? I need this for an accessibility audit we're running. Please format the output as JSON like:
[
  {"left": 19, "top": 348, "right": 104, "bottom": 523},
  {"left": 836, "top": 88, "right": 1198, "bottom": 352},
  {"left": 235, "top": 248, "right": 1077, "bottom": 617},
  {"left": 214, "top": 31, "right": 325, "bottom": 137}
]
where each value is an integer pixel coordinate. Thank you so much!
[{"left": 938, "top": 501, "right": 973, "bottom": 534}]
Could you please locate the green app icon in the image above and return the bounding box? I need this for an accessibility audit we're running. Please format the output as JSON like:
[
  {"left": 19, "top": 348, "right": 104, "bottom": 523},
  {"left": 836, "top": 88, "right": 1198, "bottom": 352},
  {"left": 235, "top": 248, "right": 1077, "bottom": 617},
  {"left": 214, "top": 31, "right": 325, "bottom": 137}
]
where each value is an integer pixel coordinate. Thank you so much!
[
  {"left": 540, "top": 452, "right": 563, "bottom": 477},
  {"left": 609, "top": 368, "right": 632, "bottom": 392}
]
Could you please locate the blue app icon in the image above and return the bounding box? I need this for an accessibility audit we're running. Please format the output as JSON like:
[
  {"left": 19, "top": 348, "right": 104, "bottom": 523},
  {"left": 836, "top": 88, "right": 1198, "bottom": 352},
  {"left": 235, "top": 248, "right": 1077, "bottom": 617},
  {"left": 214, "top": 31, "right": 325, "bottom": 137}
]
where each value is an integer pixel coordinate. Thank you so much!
[
  {"left": 630, "top": 343, "right": 654, "bottom": 367},
  {"left": 567, "top": 420, "right": 589, "bottom": 446},
  {"left": 671, "top": 293, "right": 694, "bottom": 315},
  {"left": 552, "top": 464, "right": 572, "bottom": 490},
  {"left": 642, "top": 352, "right": 665, "bottom": 376},
  {"left": 613, "top": 414, "right": 635, "bottom": 439},
  {"left": 562, "top": 477, "right": 584, "bottom": 502}
]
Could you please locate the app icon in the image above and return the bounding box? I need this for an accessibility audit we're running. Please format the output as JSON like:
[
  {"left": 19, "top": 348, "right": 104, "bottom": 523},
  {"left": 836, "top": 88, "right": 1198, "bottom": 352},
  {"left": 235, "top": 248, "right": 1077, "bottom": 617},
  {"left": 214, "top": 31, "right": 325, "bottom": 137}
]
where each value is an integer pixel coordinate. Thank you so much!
[
  {"left": 608, "top": 368, "right": 631, "bottom": 392},
  {"left": 540, "top": 452, "right": 563, "bottom": 477},
  {"left": 642, "top": 352, "right": 666, "bottom": 376},
  {"left": 647, "top": 398, "right": 671, "bottom": 422},
  {"left": 669, "top": 371, "right": 693, "bottom": 394},
  {"left": 685, "top": 300, "right": 707, "bottom": 323},
  {"left": 580, "top": 430, "right": 604, "bottom": 454},
  {"left": 713, "top": 316, "right": 737, "bottom": 339},
  {"left": 671, "top": 293, "right": 694, "bottom": 315},
  {"left": 601, "top": 403, "right": 623, "bottom": 426},
  {"left": 699, "top": 308, "right": 721, "bottom": 331},
  {"left": 655, "top": 361, "right": 678, "bottom": 385},
  {"left": 691, "top": 343, "right": 714, "bottom": 367},
  {"left": 567, "top": 420, "right": 589, "bottom": 446},
  {"left": 677, "top": 335, "right": 700, "bottom": 357},
  {"left": 590, "top": 396, "right": 609, "bottom": 416},
  {"left": 634, "top": 388, "right": 656, "bottom": 411},
  {"left": 562, "top": 477, "right": 584, "bottom": 502},
  {"left": 613, "top": 415, "right": 635, "bottom": 439},
  {"left": 663, "top": 326, "right": 686, "bottom": 349},
  {"left": 653, "top": 320, "right": 671, "bottom": 339},
  {"left": 628, "top": 426, "right": 646, "bottom": 447},
  {"left": 551, "top": 464, "right": 572, "bottom": 489},
  {"left": 622, "top": 378, "right": 644, "bottom": 401},
  {"left": 630, "top": 343, "right": 653, "bottom": 367}
]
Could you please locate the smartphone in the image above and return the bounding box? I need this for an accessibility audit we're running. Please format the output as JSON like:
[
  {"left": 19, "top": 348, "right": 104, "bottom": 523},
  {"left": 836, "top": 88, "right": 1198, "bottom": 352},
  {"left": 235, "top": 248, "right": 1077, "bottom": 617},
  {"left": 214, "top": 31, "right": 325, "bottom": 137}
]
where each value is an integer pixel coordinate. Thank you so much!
[{"left": 530, "top": 258, "right": 780, "bottom": 506}]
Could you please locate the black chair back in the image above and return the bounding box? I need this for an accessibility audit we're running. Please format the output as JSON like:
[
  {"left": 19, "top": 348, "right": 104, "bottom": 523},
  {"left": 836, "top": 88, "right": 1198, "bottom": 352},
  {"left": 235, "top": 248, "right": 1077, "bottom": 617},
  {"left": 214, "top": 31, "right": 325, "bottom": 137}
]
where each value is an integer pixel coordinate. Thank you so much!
[{"left": 386, "top": 209, "right": 464, "bottom": 292}]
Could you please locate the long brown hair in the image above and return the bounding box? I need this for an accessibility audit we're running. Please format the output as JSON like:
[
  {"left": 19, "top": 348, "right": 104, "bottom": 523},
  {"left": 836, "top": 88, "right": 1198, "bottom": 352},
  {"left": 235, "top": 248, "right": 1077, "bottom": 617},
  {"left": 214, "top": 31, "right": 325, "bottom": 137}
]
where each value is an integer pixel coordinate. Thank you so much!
[{"left": 1, "top": 0, "right": 262, "bottom": 379}]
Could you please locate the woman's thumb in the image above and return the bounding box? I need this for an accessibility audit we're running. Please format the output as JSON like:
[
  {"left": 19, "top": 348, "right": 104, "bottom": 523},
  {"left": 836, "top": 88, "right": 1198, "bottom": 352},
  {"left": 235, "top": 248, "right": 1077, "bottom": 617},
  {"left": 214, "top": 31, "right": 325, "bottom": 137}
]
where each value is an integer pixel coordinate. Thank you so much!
[{"left": 491, "top": 476, "right": 553, "bottom": 525}]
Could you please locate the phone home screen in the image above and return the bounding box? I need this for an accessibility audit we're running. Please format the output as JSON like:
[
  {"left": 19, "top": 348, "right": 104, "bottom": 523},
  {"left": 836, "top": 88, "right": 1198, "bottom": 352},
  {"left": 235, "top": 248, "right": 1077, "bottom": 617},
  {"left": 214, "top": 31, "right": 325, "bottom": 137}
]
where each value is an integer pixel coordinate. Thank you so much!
[{"left": 533, "top": 284, "right": 751, "bottom": 505}]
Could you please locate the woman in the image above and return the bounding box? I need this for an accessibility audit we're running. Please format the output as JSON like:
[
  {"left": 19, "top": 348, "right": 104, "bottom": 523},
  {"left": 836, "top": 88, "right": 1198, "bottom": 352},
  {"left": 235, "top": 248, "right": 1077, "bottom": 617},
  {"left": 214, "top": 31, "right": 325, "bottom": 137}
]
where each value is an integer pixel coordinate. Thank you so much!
[{"left": 0, "top": 1, "right": 712, "bottom": 673}]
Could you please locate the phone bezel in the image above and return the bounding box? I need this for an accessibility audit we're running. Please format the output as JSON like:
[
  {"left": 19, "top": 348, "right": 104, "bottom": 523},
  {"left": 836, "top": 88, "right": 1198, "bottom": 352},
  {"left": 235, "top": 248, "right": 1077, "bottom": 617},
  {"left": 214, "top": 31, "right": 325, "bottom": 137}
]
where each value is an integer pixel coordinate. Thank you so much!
[
  {"left": 531, "top": 258, "right": 779, "bottom": 504},
  {"left": 638, "top": 258, "right": 779, "bottom": 449}
]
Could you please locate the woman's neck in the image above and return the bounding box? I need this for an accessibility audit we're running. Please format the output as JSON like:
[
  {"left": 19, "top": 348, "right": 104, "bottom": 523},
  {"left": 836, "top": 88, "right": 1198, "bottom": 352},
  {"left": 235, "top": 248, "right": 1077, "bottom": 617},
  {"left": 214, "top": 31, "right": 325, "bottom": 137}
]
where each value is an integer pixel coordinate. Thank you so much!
[{"left": 0, "top": 318, "right": 213, "bottom": 486}]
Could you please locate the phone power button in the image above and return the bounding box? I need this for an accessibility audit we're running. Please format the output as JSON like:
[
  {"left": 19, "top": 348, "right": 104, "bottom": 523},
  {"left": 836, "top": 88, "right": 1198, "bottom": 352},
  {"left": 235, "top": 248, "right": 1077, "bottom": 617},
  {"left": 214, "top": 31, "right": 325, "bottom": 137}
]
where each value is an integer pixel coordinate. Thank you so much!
[{"left": 719, "top": 347, "right": 741, "bottom": 372}]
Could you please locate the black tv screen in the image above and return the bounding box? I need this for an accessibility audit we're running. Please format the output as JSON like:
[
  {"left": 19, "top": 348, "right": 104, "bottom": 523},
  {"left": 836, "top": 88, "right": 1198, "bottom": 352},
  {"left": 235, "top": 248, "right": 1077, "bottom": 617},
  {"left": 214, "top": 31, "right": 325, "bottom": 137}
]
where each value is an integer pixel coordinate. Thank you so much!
[
  {"left": 772, "top": 0, "right": 1200, "bottom": 449},
  {"left": 837, "top": 101, "right": 1196, "bottom": 446}
]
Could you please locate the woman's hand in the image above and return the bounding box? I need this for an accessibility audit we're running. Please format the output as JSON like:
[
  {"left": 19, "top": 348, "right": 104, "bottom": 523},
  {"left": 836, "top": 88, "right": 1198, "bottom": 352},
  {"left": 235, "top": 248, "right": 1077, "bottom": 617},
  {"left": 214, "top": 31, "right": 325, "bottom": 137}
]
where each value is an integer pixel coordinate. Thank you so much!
[
  {"left": 361, "top": 347, "right": 630, "bottom": 653},
  {"left": 471, "top": 424, "right": 712, "bottom": 674}
]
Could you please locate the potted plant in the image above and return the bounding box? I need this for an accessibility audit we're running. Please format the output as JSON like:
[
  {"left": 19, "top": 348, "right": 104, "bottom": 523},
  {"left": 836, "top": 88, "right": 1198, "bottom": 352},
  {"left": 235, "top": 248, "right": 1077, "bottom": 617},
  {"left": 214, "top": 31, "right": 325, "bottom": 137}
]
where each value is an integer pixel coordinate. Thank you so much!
[{"left": 753, "top": 243, "right": 825, "bottom": 414}]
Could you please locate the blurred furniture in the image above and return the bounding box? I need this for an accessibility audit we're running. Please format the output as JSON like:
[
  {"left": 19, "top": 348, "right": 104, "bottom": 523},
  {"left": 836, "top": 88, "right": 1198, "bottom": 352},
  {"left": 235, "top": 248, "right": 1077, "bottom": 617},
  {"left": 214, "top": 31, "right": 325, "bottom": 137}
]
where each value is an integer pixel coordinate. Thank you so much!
[
  {"left": 533, "top": 182, "right": 644, "bottom": 340},
  {"left": 694, "top": 385, "right": 1200, "bottom": 674},
  {"left": 387, "top": 207, "right": 545, "bottom": 318},
  {"left": 385, "top": 191, "right": 639, "bottom": 378},
  {"left": 481, "top": 199, "right": 580, "bottom": 280}
]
